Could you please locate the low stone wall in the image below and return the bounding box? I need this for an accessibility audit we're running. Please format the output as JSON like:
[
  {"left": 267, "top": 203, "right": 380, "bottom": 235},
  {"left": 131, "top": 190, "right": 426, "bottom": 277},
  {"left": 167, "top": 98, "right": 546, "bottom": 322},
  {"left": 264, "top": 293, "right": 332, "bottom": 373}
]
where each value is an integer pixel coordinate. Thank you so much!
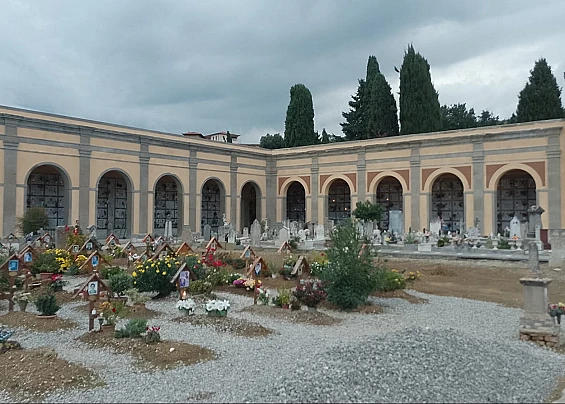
[{"left": 519, "top": 331, "right": 559, "bottom": 347}]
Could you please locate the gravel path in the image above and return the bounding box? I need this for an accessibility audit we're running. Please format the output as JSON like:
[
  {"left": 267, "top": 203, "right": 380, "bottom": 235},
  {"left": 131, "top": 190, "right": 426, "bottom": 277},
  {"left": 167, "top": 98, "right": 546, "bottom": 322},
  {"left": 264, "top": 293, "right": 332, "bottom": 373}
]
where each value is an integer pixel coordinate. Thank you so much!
[{"left": 0, "top": 285, "right": 563, "bottom": 403}]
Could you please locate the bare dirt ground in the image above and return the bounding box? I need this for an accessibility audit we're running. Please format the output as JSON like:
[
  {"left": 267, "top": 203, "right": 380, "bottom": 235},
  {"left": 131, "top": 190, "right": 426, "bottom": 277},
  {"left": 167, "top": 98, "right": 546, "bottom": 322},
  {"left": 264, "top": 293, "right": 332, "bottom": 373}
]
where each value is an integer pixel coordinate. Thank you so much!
[{"left": 380, "top": 257, "right": 565, "bottom": 308}]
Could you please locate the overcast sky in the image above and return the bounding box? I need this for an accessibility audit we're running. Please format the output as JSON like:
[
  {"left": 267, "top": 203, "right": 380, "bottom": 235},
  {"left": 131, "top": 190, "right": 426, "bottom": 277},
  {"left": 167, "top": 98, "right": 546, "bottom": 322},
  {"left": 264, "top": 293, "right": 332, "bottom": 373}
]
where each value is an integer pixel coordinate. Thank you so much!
[{"left": 1, "top": 0, "right": 564, "bottom": 143}]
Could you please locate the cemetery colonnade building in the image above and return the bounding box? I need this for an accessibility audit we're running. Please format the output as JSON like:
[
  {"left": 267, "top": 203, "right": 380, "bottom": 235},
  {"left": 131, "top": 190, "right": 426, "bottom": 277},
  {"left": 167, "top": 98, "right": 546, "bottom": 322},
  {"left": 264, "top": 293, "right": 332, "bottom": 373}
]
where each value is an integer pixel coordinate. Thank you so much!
[{"left": 0, "top": 105, "right": 564, "bottom": 239}]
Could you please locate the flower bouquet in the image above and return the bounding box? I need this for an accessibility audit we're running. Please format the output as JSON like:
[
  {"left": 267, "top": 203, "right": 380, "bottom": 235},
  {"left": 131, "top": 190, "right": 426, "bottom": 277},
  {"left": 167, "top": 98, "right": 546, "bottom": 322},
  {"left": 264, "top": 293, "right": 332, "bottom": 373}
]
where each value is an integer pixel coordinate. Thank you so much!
[
  {"left": 549, "top": 302, "right": 565, "bottom": 324},
  {"left": 176, "top": 299, "right": 196, "bottom": 316},
  {"left": 233, "top": 278, "right": 246, "bottom": 288},
  {"left": 244, "top": 279, "right": 261, "bottom": 291},
  {"left": 98, "top": 301, "right": 124, "bottom": 326},
  {"left": 204, "top": 299, "right": 230, "bottom": 317},
  {"left": 292, "top": 280, "right": 327, "bottom": 309},
  {"left": 257, "top": 287, "right": 270, "bottom": 305},
  {"left": 145, "top": 325, "right": 161, "bottom": 344},
  {"left": 49, "top": 274, "right": 67, "bottom": 292}
]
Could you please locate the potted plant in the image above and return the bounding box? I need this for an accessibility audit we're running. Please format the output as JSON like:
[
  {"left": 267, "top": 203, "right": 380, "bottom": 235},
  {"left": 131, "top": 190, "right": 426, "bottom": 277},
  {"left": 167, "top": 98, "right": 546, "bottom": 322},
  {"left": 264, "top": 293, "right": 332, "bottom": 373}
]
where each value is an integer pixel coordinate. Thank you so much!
[
  {"left": 145, "top": 325, "right": 161, "bottom": 344},
  {"left": 277, "top": 287, "right": 292, "bottom": 309},
  {"left": 292, "top": 280, "right": 327, "bottom": 312},
  {"left": 98, "top": 301, "right": 124, "bottom": 332},
  {"left": 176, "top": 299, "right": 196, "bottom": 316},
  {"left": 108, "top": 272, "right": 133, "bottom": 303},
  {"left": 14, "top": 292, "right": 31, "bottom": 312},
  {"left": 48, "top": 274, "right": 67, "bottom": 292},
  {"left": 257, "top": 287, "right": 270, "bottom": 305},
  {"left": 124, "top": 288, "right": 150, "bottom": 311},
  {"left": 204, "top": 299, "right": 230, "bottom": 317},
  {"left": 549, "top": 302, "right": 565, "bottom": 324},
  {"left": 34, "top": 293, "right": 60, "bottom": 319}
]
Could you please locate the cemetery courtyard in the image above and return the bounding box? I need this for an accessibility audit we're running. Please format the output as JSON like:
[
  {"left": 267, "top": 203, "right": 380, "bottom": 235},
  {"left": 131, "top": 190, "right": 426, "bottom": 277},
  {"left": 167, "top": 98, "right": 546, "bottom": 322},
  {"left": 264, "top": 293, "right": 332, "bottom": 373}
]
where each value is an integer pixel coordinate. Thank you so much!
[{"left": 1, "top": 243, "right": 565, "bottom": 404}]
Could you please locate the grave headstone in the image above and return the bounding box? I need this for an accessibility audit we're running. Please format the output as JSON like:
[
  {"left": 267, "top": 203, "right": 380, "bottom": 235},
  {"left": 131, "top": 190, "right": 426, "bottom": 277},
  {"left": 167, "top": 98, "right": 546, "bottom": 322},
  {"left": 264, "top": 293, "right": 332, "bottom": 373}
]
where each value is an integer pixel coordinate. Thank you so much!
[
  {"left": 297, "top": 229, "right": 306, "bottom": 243},
  {"left": 527, "top": 205, "right": 545, "bottom": 238},
  {"left": 315, "top": 224, "right": 325, "bottom": 241},
  {"left": 203, "top": 224, "right": 212, "bottom": 241},
  {"left": 528, "top": 242, "right": 540, "bottom": 277},
  {"left": 510, "top": 216, "right": 521, "bottom": 238},
  {"left": 277, "top": 227, "right": 290, "bottom": 248},
  {"left": 548, "top": 229, "right": 565, "bottom": 269},
  {"left": 467, "top": 227, "right": 480, "bottom": 239},
  {"left": 307, "top": 223, "right": 314, "bottom": 239},
  {"left": 55, "top": 226, "right": 67, "bottom": 249},
  {"left": 389, "top": 210, "right": 403, "bottom": 236},
  {"left": 250, "top": 219, "right": 261, "bottom": 247},
  {"left": 228, "top": 229, "right": 236, "bottom": 244},
  {"left": 429, "top": 219, "right": 441, "bottom": 235},
  {"left": 242, "top": 227, "right": 249, "bottom": 238}
]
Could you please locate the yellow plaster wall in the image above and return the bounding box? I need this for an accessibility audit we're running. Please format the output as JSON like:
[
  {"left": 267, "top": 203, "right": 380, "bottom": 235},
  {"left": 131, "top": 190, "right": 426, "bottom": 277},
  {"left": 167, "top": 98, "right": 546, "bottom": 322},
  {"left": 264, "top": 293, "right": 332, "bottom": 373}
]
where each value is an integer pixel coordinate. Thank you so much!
[
  {"left": 319, "top": 154, "right": 356, "bottom": 164},
  {"left": 89, "top": 158, "right": 140, "bottom": 190},
  {"left": 276, "top": 158, "right": 308, "bottom": 169},
  {"left": 465, "top": 193, "right": 474, "bottom": 231},
  {"left": 198, "top": 152, "right": 230, "bottom": 163},
  {"left": 149, "top": 145, "right": 188, "bottom": 158},
  {"left": 90, "top": 137, "right": 140, "bottom": 152},
  {"left": 0, "top": 186, "right": 3, "bottom": 233},
  {"left": 18, "top": 127, "right": 80, "bottom": 144},
  {"left": 420, "top": 144, "right": 473, "bottom": 155},
  {"left": 238, "top": 157, "right": 266, "bottom": 167},
  {"left": 366, "top": 149, "right": 409, "bottom": 160},
  {"left": 539, "top": 191, "right": 549, "bottom": 228},
  {"left": 483, "top": 137, "right": 547, "bottom": 151},
  {"left": 484, "top": 192, "right": 494, "bottom": 235},
  {"left": 71, "top": 189, "right": 80, "bottom": 223},
  {"left": 16, "top": 151, "right": 79, "bottom": 187}
]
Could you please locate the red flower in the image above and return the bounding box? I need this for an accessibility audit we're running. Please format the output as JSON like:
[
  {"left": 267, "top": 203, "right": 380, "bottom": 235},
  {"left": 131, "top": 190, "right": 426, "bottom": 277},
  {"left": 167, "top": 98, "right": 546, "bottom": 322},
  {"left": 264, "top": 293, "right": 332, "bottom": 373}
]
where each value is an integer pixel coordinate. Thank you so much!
[
  {"left": 146, "top": 327, "right": 149, "bottom": 331},
  {"left": 320, "top": 253, "right": 325, "bottom": 256},
  {"left": 112, "top": 307, "right": 116, "bottom": 313}
]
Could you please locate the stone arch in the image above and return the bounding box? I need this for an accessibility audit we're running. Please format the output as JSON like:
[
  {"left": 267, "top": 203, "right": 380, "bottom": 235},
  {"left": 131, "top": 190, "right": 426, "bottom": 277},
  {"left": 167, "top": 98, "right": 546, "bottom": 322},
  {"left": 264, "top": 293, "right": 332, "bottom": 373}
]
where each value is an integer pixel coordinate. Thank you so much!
[
  {"left": 96, "top": 169, "right": 134, "bottom": 239},
  {"left": 320, "top": 174, "right": 356, "bottom": 196},
  {"left": 495, "top": 169, "right": 537, "bottom": 233},
  {"left": 279, "top": 176, "right": 310, "bottom": 196},
  {"left": 430, "top": 173, "right": 465, "bottom": 232},
  {"left": 25, "top": 163, "right": 72, "bottom": 232},
  {"left": 374, "top": 175, "right": 405, "bottom": 231},
  {"left": 240, "top": 180, "right": 262, "bottom": 231},
  {"left": 285, "top": 181, "right": 306, "bottom": 222},
  {"left": 200, "top": 177, "right": 227, "bottom": 234},
  {"left": 487, "top": 163, "right": 543, "bottom": 190},
  {"left": 423, "top": 168, "right": 470, "bottom": 193},
  {"left": 367, "top": 171, "right": 408, "bottom": 196},
  {"left": 327, "top": 178, "right": 352, "bottom": 224},
  {"left": 153, "top": 173, "right": 184, "bottom": 237}
]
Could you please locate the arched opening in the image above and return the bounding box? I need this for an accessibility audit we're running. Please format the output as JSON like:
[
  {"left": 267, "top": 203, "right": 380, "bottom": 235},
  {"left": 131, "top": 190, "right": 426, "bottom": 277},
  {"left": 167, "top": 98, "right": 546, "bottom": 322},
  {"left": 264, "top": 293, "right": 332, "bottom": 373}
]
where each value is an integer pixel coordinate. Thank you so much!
[
  {"left": 286, "top": 181, "right": 306, "bottom": 222},
  {"left": 376, "top": 177, "right": 403, "bottom": 231},
  {"left": 431, "top": 174, "right": 464, "bottom": 232},
  {"left": 328, "top": 179, "right": 351, "bottom": 224},
  {"left": 496, "top": 169, "right": 536, "bottom": 233},
  {"left": 26, "top": 164, "right": 70, "bottom": 232},
  {"left": 97, "top": 170, "right": 132, "bottom": 239},
  {"left": 201, "top": 179, "right": 225, "bottom": 234},
  {"left": 154, "top": 175, "right": 182, "bottom": 237},
  {"left": 241, "top": 182, "right": 262, "bottom": 231}
]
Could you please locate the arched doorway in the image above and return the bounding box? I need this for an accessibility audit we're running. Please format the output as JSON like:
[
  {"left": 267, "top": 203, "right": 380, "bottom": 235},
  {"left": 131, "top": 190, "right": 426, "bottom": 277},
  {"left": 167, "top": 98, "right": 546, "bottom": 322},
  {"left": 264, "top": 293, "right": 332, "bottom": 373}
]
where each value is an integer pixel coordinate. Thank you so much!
[
  {"left": 328, "top": 179, "right": 351, "bottom": 224},
  {"left": 241, "top": 182, "right": 261, "bottom": 231},
  {"left": 97, "top": 170, "right": 131, "bottom": 238},
  {"left": 201, "top": 179, "right": 225, "bottom": 234},
  {"left": 286, "top": 182, "right": 306, "bottom": 222},
  {"left": 430, "top": 174, "right": 464, "bottom": 232},
  {"left": 496, "top": 170, "right": 536, "bottom": 233},
  {"left": 26, "top": 164, "right": 70, "bottom": 232},
  {"left": 154, "top": 175, "right": 182, "bottom": 237},
  {"left": 376, "top": 177, "right": 403, "bottom": 230}
]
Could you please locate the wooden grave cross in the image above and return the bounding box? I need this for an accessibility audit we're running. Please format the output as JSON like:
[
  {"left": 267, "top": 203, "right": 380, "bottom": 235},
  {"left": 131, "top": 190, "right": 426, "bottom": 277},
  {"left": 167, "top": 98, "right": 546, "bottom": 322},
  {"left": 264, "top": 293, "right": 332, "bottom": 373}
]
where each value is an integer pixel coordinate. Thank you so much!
[
  {"left": 205, "top": 237, "right": 223, "bottom": 252},
  {"left": 152, "top": 242, "right": 176, "bottom": 260},
  {"left": 291, "top": 255, "right": 310, "bottom": 280},
  {"left": 175, "top": 242, "right": 194, "bottom": 257},
  {"left": 37, "top": 233, "right": 51, "bottom": 248},
  {"left": 240, "top": 245, "right": 257, "bottom": 272},
  {"left": 18, "top": 245, "right": 38, "bottom": 267},
  {"left": 249, "top": 256, "right": 267, "bottom": 305},
  {"left": 81, "top": 237, "right": 100, "bottom": 254},
  {"left": 358, "top": 244, "right": 367, "bottom": 258},
  {"left": 73, "top": 271, "right": 112, "bottom": 331},
  {"left": 277, "top": 240, "right": 292, "bottom": 254},
  {"left": 79, "top": 250, "right": 109, "bottom": 274},
  {"left": 170, "top": 263, "right": 197, "bottom": 300},
  {"left": 123, "top": 241, "right": 137, "bottom": 253},
  {"left": 0, "top": 254, "right": 24, "bottom": 311},
  {"left": 142, "top": 233, "right": 155, "bottom": 244},
  {"left": 105, "top": 233, "right": 121, "bottom": 246}
]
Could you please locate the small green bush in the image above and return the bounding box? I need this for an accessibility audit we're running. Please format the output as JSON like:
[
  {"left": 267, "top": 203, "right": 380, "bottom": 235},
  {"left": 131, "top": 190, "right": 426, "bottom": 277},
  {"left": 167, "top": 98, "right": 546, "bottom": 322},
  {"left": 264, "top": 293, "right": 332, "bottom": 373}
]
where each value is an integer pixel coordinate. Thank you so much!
[
  {"left": 17, "top": 207, "right": 49, "bottom": 235},
  {"left": 185, "top": 255, "right": 206, "bottom": 280},
  {"left": 108, "top": 272, "right": 133, "bottom": 297},
  {"left": 376, "top": 270, "right": 407, "bottom": 292},
  {"left": 30, "top": 252, "right": 59, "bottom": 275},
  {"left": 34, "top": 293, "right": 60, "bottom": 316},
  {"left": 189, "top": 280, "right": 213, "bottom": 295},
  {"left": 206, "top": 268, "right": 234, "bottom": 286},
  {"left": 100, "top": 266, "right": 125, "bottom": 279},
  {"left": 114, "top": 318, "right": 147, "bottom": 339}
]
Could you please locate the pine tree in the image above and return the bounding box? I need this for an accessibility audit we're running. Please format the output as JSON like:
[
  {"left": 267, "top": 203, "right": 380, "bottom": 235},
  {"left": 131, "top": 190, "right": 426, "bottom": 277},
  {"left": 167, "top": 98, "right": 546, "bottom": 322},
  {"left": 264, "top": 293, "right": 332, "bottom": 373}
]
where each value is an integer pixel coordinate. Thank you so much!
[
  {"left": 477, "top": 110, "right": 501, "bottom": 127},
  {"left": 399, "top": 45, "right": 442, "bottom": 135},
  {"left": 516, "top": 58, "right": 563, "bottom": 123},
  {"left": 440, "top": 103, "right": 477, "bottom": 130},
  {"left": 284, "top": 84, "right": 318, "bottom": 147},
  {"left": 341, "top": 79, "right": 366, "bottom": 141},
  {"left": 259, "top": 133, "right": 285, "bottom": 149}
]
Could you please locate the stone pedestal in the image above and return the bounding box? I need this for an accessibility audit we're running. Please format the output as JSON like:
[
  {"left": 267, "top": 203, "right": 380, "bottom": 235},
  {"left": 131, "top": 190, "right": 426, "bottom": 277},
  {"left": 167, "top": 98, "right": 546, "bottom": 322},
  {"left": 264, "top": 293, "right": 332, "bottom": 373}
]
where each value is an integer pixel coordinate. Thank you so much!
[
  {"left": 518, "top": 278, "right": 559, "bottom": 347},
  {"left": 55, "top": 226, "right": 67, "bottom": 249},
  {"left": 418, "top": 243, "right": 432, "bottom": 252}
]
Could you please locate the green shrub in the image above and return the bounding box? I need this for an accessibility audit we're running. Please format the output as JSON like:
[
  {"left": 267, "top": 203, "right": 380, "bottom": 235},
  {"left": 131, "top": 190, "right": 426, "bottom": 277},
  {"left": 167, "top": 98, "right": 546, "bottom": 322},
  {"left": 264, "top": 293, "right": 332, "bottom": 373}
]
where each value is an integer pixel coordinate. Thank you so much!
[
  {"left": 16, "top": 207, "right": 49, "bottom": 235},
  {"left": 0, "top": 276, "right": 10, "bottom": 292},
  {"left": 133, "top": 257, "right": 178, "bottom": 297},
  {"left": 205, "top": 268, "right": 234, "bottom": 286},
  {"left": 271, "top": 295, "right": 282, "bottom": 307},
  {"left": 185, "top": 255, "right": 206, "bottom": 280},
  {"left": 34, "top": 293, "right": 60, "bottom": 316},
  {"left": 499, "top": 238, "right": 511, "bottom": 249},
  {"left": 229, "top": 258, "right": 246, "bottom": 270},
  {"left": 108, "top": 272, "right": 133, "bottom": 297},
  {"left": 319, "top": 219, "right": 381, "bottom": 310},
  {"left": 99, "top": 266, "right": 125, "bottom": 279},
  {"left": 124, "top": 288, "right": 150, "bottom": 305},
  {"left": 114, "top": 318, "right": 147, "bottom": 339},
  {"left": 30, "top": 251, "right": 59, "bottom": 275},
  {"left": 376, "top": 270, "right": 407, "bottom": 292},
  {"left": 189, "top": 280, "right": 213, "bottom": 295}
]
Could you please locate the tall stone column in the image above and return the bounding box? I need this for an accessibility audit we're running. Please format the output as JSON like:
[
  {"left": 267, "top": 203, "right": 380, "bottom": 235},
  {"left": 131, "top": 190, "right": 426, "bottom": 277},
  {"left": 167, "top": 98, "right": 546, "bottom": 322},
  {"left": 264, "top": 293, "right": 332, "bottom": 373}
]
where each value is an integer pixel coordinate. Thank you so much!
[
  {"left": 265, "top": 157, "right": 277, "bottom": 225},
  {"left": 78, "top": 128, "right": 92, "bottom": 229},
  {"left": 409, "top": 146, "right": 421, "bottom": 231},
  {"left": 547, "top": 133, "right": 561, "bottom": 228},
  {"left": 472, "top": 139, "right": 485, "bottom": 231},
  {"left": 310, "top": 155, "right": 319, "bottom": 224},
  {"left": 188, "top": 149, "right": 198, "bottom": 232},
  {"left": 138, "top": 140, "right": 150, "bottom": 235},
  {"left": 357, "top": 149, "right": 366, "bottom": 202},
  {"left": 230, "top": 155, "right": 238, "bottom": 228},
  {"left": 3, "top": 119, "right": 18, "bottom": 236}
]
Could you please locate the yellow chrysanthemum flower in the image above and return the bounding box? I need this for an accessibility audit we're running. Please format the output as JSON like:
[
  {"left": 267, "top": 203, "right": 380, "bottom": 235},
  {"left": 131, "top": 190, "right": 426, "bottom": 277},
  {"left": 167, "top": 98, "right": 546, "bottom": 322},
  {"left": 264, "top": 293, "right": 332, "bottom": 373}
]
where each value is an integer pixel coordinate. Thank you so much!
[
  {"left": 156, "top": 269, "right": 160, "bottom": 273},
  {"left": 132, "top": 271, "right": 137, "bottom": 277},
  {"left": 162, "top": 271, "right": 167, "bottom": 275}
]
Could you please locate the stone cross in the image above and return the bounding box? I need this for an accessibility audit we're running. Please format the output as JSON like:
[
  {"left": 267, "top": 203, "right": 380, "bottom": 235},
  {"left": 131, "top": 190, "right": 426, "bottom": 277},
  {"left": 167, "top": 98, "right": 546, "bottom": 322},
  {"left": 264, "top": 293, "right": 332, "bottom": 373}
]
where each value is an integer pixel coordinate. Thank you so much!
[{"left": 528, "top": 242, "right": 540, "bottom": 277}]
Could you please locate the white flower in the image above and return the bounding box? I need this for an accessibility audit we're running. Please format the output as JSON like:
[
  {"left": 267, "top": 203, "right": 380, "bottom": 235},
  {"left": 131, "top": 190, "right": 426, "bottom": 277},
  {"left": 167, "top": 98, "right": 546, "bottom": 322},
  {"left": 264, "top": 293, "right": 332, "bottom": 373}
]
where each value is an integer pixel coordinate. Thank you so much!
[
  {"left": 176, "top": 299, "right": 196, "bottom": 311},
  {"left": 204, "top": 299, "right": 230, "bottom": 312}
]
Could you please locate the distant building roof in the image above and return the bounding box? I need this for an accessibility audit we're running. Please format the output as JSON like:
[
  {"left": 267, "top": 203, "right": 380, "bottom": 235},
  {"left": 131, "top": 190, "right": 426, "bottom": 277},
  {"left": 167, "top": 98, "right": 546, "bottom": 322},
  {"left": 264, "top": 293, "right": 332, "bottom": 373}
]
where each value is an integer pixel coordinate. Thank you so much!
[{"left": 205, "top": 131, "right": 240, "bottom": 139}]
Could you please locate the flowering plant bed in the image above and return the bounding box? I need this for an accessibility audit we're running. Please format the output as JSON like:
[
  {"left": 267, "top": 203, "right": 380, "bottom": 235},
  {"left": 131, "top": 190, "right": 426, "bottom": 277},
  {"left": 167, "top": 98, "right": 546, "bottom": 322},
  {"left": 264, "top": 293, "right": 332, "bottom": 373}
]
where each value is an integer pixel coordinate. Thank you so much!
[
  {"left": 77, "top": 331, "right": 216, "bottom": 370},
  {"left": 292, "top": 280, "right": 327, "bottom": 308},
  {"left": 98, "top": 301, "right": 124, "bottom": 326}
]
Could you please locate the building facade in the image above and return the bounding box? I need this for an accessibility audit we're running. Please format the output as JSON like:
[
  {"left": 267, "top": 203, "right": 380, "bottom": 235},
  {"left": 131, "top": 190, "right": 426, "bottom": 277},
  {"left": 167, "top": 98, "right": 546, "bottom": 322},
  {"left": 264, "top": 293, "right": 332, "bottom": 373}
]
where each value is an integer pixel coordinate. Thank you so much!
[{"left": 0, "top": 105, "right": 563, "bottom": 239}]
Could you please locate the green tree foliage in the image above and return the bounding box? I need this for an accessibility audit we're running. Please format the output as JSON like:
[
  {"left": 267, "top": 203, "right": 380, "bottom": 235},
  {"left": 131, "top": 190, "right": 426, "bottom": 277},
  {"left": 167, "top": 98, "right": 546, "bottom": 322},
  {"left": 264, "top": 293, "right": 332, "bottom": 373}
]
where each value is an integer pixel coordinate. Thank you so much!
[
  {"left": 284, "top": 84, "right": 318, "bottom": 147},
  {"left": 440, "top": 103, "right": 477, "bottom": 130},
  {"left": 352, "top": 200, "right": 382, "bottom": 223},
  {"left": 399, "top": 45, "right": 442, "bottom": 135},
  {"left": 259, "top": 133, "right": 285, "bottom": 149},
  {"left": 321, "top": 128, "right": 330, "bottom": 144},
  {"left": 516, "top": 58, "right": 564, "bottom": 122},
  {"left": 16, "top": 207, "right": 49, "bottom": 235},
  {"left": 342, "top": 56, "right": 399, "bottom": 140},
  {"left": 319, "top": 219, "right": 381, "bottom": 310},
  {"left": 477, "top": 110, "right": 501, "bottom": 127}
]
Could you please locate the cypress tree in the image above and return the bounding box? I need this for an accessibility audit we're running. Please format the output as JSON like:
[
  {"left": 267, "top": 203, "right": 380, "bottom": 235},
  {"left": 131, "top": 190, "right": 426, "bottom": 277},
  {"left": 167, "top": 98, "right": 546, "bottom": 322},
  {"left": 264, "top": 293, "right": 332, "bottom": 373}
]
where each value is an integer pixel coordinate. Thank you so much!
[
  {"left": 284, "top": 84, "right": 318, "bottom": 147},
  {"left": 321, "top": 128, "right": 330, "bottom": 144},
  {"left": 516, "top": 58, "right": 563, "bottom": 122},
  {"left": 341, "top": 79, "right": 366, "bottom": 141},
  {"left": 399, "top": 45, "right": 442, "bottom": 135}
]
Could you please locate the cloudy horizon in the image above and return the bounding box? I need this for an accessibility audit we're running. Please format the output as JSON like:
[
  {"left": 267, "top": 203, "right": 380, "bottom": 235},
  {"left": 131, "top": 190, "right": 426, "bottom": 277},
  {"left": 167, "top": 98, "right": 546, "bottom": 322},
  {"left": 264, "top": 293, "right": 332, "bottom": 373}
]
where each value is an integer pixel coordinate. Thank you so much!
[{"left": 0, "top": 0, "right": 564, "bottom": 143}]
